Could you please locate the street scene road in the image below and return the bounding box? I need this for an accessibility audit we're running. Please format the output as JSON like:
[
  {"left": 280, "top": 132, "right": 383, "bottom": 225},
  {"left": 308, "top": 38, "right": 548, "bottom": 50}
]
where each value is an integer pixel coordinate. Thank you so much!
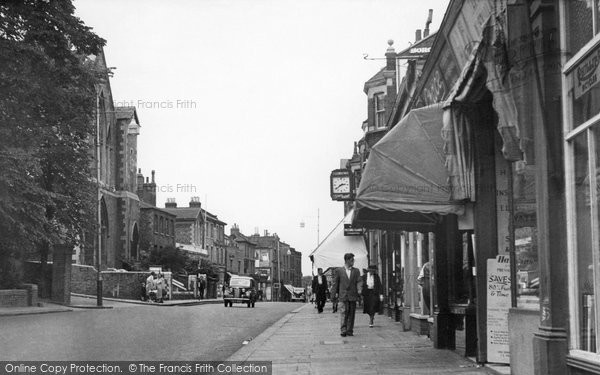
[{"left": 0, "top": 301, "right": 299, "bottom": 361}]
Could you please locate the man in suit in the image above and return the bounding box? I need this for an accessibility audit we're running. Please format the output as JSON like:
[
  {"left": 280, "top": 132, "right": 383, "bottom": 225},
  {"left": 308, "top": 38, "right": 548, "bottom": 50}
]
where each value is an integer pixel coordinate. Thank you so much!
[
  {"left": 332, "top": 253, "right": 363, "bottom": 337},
  {"left": 312, "top": 268, "right": 328, "bottom": 313}
]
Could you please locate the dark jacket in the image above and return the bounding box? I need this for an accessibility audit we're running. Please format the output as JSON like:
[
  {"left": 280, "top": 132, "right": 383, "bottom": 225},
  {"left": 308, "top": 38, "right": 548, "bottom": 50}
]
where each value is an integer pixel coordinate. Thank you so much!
[
  {"left": 312, "top": 274, "right": 328, "bottom": 297},
  {"left": 332, "top": 266, "right": 363, "bottom": 302}
]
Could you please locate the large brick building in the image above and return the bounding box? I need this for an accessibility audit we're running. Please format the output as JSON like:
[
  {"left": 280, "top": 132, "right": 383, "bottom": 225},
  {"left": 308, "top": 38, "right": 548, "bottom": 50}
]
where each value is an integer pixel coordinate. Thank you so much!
[
  {"left": 163, "top": 197, "right": 207, "bottom": 260},
  {"left": 228, "top": 224, "right": 257, "bottom": 276},
  {"left": 137, "top": 170, "right": 176, "bottom": 255}
]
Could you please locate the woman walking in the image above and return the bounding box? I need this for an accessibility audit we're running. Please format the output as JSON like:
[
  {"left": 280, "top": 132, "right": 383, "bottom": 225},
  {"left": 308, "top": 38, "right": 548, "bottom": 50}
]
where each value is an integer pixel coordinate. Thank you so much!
[{"left": 362, "top": 264, "right": 383, "bottom": 327}]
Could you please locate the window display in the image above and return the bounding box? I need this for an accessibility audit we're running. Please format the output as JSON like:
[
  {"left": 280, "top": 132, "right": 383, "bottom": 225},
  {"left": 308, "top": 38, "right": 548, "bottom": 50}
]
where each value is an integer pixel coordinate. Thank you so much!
[
  {"left": 574, "top": 132, "right": 596, "bottom": 351},
  {"left": 513, "top": 161, "right": 539, "bottom": 309}
]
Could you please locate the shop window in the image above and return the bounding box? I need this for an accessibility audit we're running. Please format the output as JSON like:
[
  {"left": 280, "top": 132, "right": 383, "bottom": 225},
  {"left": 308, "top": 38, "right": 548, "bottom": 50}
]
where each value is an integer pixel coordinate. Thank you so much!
[
  {"left": 564, "top": 20, "right": 600, "bottom": 350},
  {"left": 568, "top": 0, "right": 598, "bottom": 52},
  {"left": 571, "top": 62, "right": 600, "bottom": 126},
  {"left": 513, "top": 161, "right": 539, "bottom": 309},
  {"left": 574, "top": 131, "right": 597, "bottom": 351}
]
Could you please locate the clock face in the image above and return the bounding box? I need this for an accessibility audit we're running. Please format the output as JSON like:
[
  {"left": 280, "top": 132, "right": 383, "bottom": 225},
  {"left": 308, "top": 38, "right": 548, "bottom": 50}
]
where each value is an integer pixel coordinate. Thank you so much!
[{"left": 332, "top": 176, "right": 350, "bottom": 194}]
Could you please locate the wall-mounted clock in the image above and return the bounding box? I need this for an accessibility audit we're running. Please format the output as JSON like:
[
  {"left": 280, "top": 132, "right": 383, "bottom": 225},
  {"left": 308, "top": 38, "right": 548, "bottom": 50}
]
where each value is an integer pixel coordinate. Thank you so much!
[{"left": 330, "top": 169, "right": 353, "bottom": 201}]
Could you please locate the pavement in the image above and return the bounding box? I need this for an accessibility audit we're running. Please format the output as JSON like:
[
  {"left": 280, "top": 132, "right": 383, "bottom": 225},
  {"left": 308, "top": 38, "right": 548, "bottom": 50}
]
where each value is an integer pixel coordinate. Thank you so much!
[
  {"left": 228, "top": 302, "right": 511, "bottom": 375},
  {"left": 0, "top": 294, "right": 223, "bottom": 316}
]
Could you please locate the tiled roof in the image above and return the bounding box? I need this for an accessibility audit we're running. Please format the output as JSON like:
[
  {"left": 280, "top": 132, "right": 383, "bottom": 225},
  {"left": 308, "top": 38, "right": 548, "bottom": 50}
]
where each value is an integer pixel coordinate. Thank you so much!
[
  {"left": 115, "top": 106, "right": 140, "bottom": 126},
  {"left": 366, "top": 67, "right": 385, "bottom": 85},
  {"left": 202, "top": 209, "right": 227, "bottom": 226},
  {"left": 232, "top": 232, "right": 257, "bottom": 246},
  {"left": 140, "top": 201, "right": 177, "bottom": 216},
  {"left": 162, "top": 207, "right": 202, "bottom": 220}
]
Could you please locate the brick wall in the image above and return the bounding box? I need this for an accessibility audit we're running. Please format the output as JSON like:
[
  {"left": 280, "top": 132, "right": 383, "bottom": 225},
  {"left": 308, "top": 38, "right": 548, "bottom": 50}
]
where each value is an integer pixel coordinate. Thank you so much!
[
  {"left": 71, "top": 264, "right": 148, "bottom": 300},
  {"left": 0, "top": 290, "right": 28, "bottom": 307},
  {"left": 71, "top": 264, "right": 98, "bottom": 295}
]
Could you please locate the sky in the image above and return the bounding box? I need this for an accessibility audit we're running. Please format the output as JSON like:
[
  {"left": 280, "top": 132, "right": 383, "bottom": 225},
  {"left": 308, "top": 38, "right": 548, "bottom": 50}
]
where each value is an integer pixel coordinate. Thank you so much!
[{"left": 74, "top": 0, "right": 449, "bottom": 277}]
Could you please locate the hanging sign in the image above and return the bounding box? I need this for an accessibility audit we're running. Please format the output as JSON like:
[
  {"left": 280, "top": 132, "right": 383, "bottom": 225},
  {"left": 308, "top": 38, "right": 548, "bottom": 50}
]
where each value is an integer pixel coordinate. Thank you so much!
[{"left": 487, "top": 254, "right": 511, "bottom": 364}]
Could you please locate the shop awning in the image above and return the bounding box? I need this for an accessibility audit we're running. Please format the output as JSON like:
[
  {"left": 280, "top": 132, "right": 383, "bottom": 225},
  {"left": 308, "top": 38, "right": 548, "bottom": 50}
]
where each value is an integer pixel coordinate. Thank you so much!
[
  {"left": 283, "top": 284, "right": 294, "bottom": 294},
  {"left": 309, "top": 210, "right": 368, "bottom": 273},
  {"left": 353, "top": 104, "right": 465, "bottom": 230}
]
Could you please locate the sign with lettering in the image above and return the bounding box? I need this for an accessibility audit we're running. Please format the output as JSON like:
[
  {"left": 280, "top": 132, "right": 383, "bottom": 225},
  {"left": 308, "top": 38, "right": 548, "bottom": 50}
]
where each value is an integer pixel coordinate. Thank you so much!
[
  {"left": 487, "top": 254, "right": 511, "bottom": 364},
  {"left": 574, "top": 46, "right": 600, "bottom": 100},
  {"left": 344, "top": 224, "right": 364, "bottom": 236}
]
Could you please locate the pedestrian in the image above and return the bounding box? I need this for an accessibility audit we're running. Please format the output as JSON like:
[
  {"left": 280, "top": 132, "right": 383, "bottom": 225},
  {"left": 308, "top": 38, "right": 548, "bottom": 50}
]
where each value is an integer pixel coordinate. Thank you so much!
[
  {"left": 140, "top": 281, "right": 148, "bottom": 301},
  {"left": 331, "top": 253, "right": 363, "bottom": 337},
  {"left": 329, "top": 278, "right": 338, "bottom": 313},
  {"left": 358, "top": 268, "right": 368, "bottom": 308},
  {"left": 417, "top": 261, "right": 431, "bottom": 313},
  {"left": 156, "top": 273, "right": 165, "bottom": 303},
  {"left": 362, "top": 264, "right": 383, "bottom": 328},
  {"left": 146, "top": 271, "right": 156, "bottom": 302},
  {"left": 312, "top": 268, "right": 328, "bottom": 313},
  {"left": 198, "top": 276, "right": 205, "bottom": 300}
]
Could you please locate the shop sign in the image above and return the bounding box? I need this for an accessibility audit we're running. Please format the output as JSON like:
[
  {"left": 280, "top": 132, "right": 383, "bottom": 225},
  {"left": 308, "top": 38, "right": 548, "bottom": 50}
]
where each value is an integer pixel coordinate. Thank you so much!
[
  {"left": 343, "top": 224, "right": 364, "bottom": 236},
  {"left": 421, "top": 68, "right": 447, "bottom": 105},
  {"left": 257, "top": 249, "right": 270, "bottom": 268},
  {"left": 486, "top": 254, "right": 511, "bottom": 364},
  {"left": 574, "top": 46, "right": 600, "bottom": 100}
]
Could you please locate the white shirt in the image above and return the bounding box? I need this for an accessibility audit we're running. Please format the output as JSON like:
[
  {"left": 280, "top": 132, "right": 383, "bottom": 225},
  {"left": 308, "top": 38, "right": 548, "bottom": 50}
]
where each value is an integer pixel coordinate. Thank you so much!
[
  {"left": 345, "top": 267, "right": 351, "bottom": 279},
  {"left": 367, "top": 273, "right": 374, "bottom": 289},
  {"left": 317, "top": 275, "right": 323, "bottom": 285}
]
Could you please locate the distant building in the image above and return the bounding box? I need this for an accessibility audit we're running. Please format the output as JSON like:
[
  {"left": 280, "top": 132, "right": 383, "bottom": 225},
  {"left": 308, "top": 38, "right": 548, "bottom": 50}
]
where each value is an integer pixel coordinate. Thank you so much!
[
  {"left": 204, "top": 209, "right": 227, "bottom": 283},
  {"left": 162, "top": 197, "right": 208, "bottom": 261},
  {"left": 229, "top": 224, "right": 257, "bottom": 276},
  {"left": 136, "top": 170, "right": 176, "bottom": 257},
  {"left": 249, "top": 231, "right": 302, "bottom": 301}
]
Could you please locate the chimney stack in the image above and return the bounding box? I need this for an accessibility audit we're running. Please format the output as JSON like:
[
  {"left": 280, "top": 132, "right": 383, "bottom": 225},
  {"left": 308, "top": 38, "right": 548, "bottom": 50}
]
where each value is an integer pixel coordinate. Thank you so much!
[
  {"left": 385, "top": 39, "right": 396, "bottom": 71},
  {"left": 151, "top": 170, "right": 155, "bottom": 183},
  {"left": 415, "top": 29, "right": 422, "bottom": 42},
  {"left": 137, "top": 169, "right": 144, "bottom": 189},
  {"left": 189, "top": 196, "right": 202, "bottom": 208},
  {"left": 165, "top": 198, "right": 177, "bottom": 208},
  {"left": 424, "top": 9, "right": 433, "bottom": 38}
]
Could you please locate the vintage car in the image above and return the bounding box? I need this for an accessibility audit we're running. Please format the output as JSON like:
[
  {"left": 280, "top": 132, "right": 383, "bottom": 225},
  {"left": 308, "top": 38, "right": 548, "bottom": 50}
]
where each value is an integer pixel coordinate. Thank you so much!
[
  {"left": 285, "top": 285, "right": 307, "bottom": 302},
  {"left": 223, "top": 276, "right": 257, "bottom": 308}
]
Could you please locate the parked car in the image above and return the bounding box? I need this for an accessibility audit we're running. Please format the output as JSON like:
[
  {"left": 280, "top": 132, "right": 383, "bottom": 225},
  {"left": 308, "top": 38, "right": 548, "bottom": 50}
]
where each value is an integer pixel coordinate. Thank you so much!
[
  {"left": 223, "top": 276, "right": 257, "bottom": 308},
  {"left": 291, "top": 287, "right": 306, "bottom": 302}
]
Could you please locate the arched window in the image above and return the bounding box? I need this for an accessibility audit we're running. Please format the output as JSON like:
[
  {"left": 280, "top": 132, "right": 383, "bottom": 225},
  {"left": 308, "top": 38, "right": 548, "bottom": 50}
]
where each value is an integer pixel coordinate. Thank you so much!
[{"left": 154, "top": 215, "right": 158, "bottom": 233}]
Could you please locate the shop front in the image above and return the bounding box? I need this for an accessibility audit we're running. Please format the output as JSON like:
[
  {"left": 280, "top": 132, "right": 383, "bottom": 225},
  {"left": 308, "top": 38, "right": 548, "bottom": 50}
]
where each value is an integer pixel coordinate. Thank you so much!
[
  {"left": 353, "top": 103, "right": 473, "bottom": 351},
  {"left": 353, "top": 2, "right": 568, "bottom": 372},
  {"left": 561, "top": 1, "right": 600, "bottom": 373}
]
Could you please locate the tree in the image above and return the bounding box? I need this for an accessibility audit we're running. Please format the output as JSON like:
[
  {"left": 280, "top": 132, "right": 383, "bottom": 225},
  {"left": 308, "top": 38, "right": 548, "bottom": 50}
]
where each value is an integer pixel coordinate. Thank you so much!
[
  {"left": 0, "top": 0, "right": 106, "bottom": 287},
  {"left": 142, "top": 247, "right": 189, "bottom": 274}
]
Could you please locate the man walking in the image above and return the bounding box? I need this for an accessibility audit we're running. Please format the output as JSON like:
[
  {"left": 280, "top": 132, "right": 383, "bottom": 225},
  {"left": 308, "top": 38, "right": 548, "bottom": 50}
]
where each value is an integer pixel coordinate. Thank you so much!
[
  {"left": 312, "top": 268, "right": 328, "bottom": 313},
  {"left": 332, "top": 253, "right": 362, "bottom": 337}
]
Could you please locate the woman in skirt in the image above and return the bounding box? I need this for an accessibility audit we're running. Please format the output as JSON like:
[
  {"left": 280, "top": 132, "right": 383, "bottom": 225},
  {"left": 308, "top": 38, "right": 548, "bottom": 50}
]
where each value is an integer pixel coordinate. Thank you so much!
[{"left": 362, "top": 264, "right": 383, "bottom": 327}]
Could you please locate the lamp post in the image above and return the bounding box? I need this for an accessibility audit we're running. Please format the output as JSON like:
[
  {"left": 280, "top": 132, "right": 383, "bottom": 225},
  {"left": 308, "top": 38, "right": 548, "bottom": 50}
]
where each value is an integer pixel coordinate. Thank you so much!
[{"left": 275, "top": 234, "right": 280, "bottom": 302}]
